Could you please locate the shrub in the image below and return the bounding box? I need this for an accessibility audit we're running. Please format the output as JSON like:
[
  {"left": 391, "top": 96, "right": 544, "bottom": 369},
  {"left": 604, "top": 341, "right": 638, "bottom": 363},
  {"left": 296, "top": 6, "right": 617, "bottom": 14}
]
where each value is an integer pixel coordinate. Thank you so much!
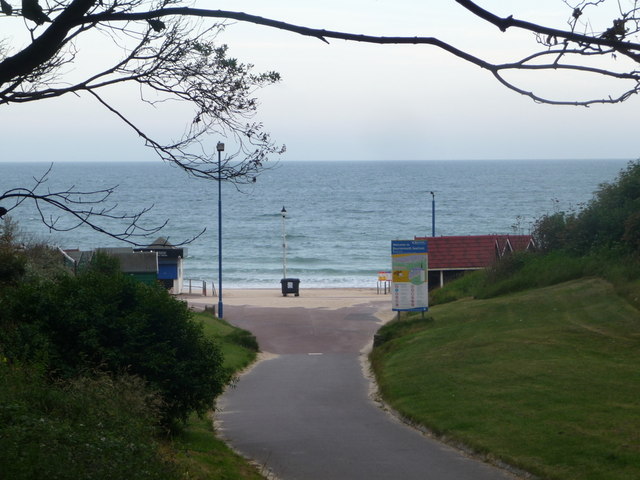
[
  {"left": 0, "top": 249, "right": 26, "bottom": 286},
  {"left": 533, "top": 160, "right": 640, "bottom": 255},
  {"left": 532, "top": 211, "right": 575, "bottom": 253},
  {"left": 228, "top": 329, "right": 260, "bottom": 352},
  {"left": 0, "top": 254, "right": 227, "bottom": 428},
  {"left": 0, "top": 364, "right": 181, "bottom": 480},
  {"left": 430, "top": 270, "right": 485, "bottom": 305},
  {"left": 373, "top": 315, "right": 434, "bottom": 347},
  {"left": 0, "top": 215, "right": 20, "bottom": 247}
]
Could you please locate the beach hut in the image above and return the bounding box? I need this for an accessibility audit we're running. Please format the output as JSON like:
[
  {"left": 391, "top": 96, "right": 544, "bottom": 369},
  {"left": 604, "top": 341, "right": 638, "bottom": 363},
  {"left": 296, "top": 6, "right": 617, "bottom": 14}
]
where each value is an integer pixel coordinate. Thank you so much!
[
  {"left": 134, "top": 237, "right": 187, "bottom": 294},
  {"left": 99, "top": 248, "right": 159, "bottom": 285}
]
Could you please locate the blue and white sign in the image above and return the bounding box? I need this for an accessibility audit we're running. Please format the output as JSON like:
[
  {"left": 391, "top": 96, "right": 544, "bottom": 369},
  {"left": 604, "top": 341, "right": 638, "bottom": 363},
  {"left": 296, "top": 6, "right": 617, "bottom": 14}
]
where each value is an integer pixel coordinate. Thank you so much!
[{"left": 391, "top": 240, "right": 428, "bottom": 312}]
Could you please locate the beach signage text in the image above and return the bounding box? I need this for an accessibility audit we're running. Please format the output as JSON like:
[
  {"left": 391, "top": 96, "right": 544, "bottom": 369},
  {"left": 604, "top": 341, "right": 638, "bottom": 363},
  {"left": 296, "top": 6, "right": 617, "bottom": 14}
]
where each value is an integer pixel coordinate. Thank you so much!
[{"left": 391, "top": 240, "right": 429, "bottom": 312}]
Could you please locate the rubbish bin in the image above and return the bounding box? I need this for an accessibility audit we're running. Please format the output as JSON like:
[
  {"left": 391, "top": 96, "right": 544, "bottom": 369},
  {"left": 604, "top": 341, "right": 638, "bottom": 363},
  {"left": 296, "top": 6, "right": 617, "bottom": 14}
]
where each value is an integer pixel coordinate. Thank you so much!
[{"left": 280, "top": 278, "right": 300, "bottom": 297}]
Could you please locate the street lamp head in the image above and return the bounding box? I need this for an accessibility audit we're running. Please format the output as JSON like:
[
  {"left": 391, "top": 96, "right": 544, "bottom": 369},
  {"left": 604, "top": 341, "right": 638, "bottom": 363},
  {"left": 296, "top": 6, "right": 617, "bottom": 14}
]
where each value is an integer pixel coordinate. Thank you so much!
[
  {"left": 281, "top": 206, "right": 287, "bottom": 218},
  {"left": 216, "top": 142, "right": 225, "bottom": 152}
]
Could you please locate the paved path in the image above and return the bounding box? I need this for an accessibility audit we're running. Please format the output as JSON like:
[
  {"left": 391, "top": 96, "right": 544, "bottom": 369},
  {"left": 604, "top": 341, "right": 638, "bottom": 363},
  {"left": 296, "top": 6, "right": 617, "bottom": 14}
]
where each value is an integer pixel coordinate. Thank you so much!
[{"left": 215, "top": 297, "right": 517, "bottom": 480}]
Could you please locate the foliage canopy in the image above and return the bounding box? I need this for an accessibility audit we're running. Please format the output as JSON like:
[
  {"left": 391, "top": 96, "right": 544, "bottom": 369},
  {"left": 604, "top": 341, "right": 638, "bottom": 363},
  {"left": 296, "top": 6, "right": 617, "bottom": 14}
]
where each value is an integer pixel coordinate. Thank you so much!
[{"left": 533, "top": 160, "right": 640, "bottom": 254}]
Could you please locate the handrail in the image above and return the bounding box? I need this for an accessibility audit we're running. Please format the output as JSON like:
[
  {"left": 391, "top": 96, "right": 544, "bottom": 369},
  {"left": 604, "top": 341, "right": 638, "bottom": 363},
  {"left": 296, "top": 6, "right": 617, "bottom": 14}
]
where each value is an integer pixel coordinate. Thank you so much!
[{"left": 182, "top": 279, "right": 216, "bottom": 297}]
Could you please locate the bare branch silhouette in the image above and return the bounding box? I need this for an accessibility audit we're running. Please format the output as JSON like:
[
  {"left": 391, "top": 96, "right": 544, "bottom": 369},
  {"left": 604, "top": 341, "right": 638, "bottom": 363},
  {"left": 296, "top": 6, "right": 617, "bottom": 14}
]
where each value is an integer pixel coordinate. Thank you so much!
[{"left": 0, "top": 165, "right": 203, "bottom": 246}]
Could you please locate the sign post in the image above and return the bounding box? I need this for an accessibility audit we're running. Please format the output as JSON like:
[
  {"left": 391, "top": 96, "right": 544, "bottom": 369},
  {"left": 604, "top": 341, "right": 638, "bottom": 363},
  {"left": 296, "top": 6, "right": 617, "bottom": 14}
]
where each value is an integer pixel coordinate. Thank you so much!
[{"left": 391, "top": 240, "right": 428, "bottom": 313}]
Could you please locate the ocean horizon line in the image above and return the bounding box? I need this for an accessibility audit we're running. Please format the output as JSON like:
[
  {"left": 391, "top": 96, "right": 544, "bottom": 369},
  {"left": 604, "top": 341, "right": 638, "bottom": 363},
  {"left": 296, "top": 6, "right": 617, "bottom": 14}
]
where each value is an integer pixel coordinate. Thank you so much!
[{"left": 0, "top": 157, "right": 633, "bottom": 164}]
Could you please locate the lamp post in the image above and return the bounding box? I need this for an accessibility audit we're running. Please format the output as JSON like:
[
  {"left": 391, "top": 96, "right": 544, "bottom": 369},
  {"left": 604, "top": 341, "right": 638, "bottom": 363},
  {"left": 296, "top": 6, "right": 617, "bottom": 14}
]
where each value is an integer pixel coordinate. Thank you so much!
[
  {"left": 280, "top": 206, "right": 287, "bottom": 279},
  {"left": 217, "top": 141, "right": 224, "bottom": 318},
  {"left": 430, "top": 191, "right": 435, "bottom": 237}
]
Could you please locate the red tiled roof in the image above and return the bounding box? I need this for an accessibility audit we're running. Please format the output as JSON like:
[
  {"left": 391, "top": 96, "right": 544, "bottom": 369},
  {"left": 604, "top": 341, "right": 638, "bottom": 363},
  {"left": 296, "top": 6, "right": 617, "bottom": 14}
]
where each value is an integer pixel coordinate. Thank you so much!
[
  {"left": 414, "top": 235, "right": 533, "bottom": 270},
  {"left": 506, "top": 235, "right": 532, "bottom": 252}
]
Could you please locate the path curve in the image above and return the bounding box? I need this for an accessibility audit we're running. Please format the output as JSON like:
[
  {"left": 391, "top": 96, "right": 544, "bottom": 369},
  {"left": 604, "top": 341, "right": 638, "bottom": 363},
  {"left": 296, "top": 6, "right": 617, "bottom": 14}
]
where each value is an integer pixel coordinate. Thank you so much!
[{"left": 189, "top": 290, "right": 518, "bottom": 480}]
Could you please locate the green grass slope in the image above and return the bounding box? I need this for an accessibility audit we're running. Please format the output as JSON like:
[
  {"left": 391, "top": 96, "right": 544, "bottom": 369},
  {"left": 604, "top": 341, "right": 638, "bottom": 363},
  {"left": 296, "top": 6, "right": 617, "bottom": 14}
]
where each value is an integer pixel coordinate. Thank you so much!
[
  {"left": 371, "top": 278, "right": 640, "bottom": 480},
  {"left": 174, "top": 311, "right": 264, "bottom": 479}
]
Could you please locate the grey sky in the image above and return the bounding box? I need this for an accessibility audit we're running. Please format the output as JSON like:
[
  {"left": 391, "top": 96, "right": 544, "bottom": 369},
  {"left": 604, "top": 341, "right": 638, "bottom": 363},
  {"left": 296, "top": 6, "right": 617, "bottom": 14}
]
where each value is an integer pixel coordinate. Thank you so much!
[{"left": 2, "top": 1, "right": 639, "bottom": 162}]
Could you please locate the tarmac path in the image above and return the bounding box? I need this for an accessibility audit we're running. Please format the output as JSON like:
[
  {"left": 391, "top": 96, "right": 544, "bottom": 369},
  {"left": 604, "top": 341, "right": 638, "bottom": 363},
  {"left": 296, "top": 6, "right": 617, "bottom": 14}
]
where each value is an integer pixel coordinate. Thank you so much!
[{"left": 197, "top": 291, "right": 517, "bottom": 480}]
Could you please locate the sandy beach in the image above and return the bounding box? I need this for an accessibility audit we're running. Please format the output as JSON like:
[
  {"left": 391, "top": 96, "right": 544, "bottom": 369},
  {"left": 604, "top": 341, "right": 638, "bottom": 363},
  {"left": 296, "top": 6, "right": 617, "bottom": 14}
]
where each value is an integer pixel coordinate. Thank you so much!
[{"left": 181, "top": 288, "right": 394, "bottom": 321}]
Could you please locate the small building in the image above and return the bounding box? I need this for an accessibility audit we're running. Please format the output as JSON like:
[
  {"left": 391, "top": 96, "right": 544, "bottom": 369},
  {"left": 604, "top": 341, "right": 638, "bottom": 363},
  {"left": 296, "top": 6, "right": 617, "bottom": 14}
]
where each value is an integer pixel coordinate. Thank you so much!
[
  {"left": 99, "top": 248, "right": 159, "bottom": 286},
  {"left": 62, "top": 237, "right": 187, "bottom": 294},
  {"left": 414, "top": 235, "right": 535, "bottom": 289},
  {"left": 134, "top": 237, "right": 187, "bottom": 294}
]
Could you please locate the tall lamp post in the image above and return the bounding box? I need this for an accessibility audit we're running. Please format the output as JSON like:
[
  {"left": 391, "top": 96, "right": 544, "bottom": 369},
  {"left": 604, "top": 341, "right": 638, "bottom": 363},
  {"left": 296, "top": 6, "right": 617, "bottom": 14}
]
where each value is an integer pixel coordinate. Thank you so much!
[
  {"left": 280, "top": 206, "right": 287, "bottom": 279},
  {"left": 217, "top": 141, "right": 225, "bottom": 318},
  {"left": 430, "top": 191, "right": 435, "bottom": 237}
]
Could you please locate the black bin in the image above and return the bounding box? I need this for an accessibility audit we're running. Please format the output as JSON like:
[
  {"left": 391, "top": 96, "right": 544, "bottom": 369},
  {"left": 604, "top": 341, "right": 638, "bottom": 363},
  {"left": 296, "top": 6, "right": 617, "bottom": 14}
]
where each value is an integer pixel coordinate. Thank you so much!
[{"left": 280, "top": 278, "right": 300, "bottom": 296}]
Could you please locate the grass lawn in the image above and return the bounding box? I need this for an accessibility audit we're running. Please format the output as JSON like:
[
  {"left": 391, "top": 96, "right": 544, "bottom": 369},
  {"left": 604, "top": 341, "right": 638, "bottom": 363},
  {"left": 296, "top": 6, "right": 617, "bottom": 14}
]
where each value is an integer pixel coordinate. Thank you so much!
[
  {"left": 173, "top": 311, "right": 264, "bottom": 479},
  {"left": 371, "top": 278, "right": 640, "bottom": 480}
]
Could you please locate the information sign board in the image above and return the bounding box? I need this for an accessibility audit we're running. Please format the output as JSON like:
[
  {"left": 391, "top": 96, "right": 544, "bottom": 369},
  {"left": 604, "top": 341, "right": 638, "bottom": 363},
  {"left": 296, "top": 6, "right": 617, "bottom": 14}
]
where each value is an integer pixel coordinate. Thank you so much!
[
  {"left": 378, "top": 271, "right": 392, "bottom": 282},
  {"left": 391, "top": 240, "right": 428, "bottom": 311}
]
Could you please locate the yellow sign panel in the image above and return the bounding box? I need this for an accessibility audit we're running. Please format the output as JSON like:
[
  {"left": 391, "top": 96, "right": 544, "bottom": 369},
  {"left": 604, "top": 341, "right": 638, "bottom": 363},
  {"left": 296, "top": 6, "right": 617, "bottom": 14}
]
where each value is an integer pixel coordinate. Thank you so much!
[{"left": 392, "top": 270, "right": 409, "bottom": 282}]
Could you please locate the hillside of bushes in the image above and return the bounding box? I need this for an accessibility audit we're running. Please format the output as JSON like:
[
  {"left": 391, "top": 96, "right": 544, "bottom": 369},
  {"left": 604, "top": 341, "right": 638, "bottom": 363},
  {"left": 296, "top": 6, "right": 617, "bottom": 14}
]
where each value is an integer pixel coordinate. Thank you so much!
[{"left": 0, "top": 218, "right": 261, "bottom": 479}]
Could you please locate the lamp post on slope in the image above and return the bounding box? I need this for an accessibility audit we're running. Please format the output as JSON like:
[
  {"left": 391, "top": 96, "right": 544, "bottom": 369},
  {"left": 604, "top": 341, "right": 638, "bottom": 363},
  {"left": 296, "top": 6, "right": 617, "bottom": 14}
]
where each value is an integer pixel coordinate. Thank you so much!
[{"left": 217, "top": 141, "right": 225, "bottom": 318}]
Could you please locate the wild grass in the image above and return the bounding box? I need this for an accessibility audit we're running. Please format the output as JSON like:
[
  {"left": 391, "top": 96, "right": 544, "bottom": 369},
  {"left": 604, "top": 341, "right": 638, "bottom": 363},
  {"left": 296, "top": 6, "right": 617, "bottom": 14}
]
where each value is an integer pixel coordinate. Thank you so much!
[
  {"left": 195, "top": 311, "right": 259, "bottom": 372},
  {"left": 0, "top": 310, "right": 263, "bottom": 480},
  {"left": 0, "top": 366, "right": 180, "bottom": 480},
  {"left": 430, "top": 269, "right": 485, "bottom": 305},
  {"left": 371, "top": 277, "right": 640, "bottom": 480},
  {"left": 431, "top": 250, "right": 640, "bottom": 306},
  {"left": 173, "top": 311, "right": 263, "bottom": 480}
]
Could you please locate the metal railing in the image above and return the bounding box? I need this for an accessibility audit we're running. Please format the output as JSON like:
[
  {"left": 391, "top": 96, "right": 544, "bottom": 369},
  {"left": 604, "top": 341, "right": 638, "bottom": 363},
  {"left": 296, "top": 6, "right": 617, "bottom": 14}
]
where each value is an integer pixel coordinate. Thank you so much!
[
  {"left": 377, "top": 280, "right": 391, "bottom": 294},
  {"left": 182, "top": 279, "right": 216, "bottom": 297}
]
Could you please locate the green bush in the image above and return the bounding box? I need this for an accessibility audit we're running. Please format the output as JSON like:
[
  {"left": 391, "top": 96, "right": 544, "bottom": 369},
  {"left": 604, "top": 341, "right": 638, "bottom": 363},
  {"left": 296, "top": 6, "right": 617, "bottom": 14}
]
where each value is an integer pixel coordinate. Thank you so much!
[
  {"left": 533, "top": 160, "right": 640, "bottom": 255},
  {"left": 430, "top": 270, "right": 485, "bottom": 305},
  {"left": 227, "top": 329, "right": 260, "bottom": 352},
  {"left": 0, "top": 364, "right": 181, "bottom": 480},
  {"left": 0, "top": 249, "right": 26, "bottom": 286},
  {"left": 0, "top": 254, "right": 226, "bottom": 428},
  {"left": 373, "top": 315, "right": 434, "bottom": 348}
]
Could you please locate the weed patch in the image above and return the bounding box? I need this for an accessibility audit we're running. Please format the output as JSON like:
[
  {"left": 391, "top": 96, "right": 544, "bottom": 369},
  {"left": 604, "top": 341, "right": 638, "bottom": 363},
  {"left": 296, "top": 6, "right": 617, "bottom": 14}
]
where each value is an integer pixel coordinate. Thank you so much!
[{"left": 0, "top": 365, "right": 180, "bottom": 480}]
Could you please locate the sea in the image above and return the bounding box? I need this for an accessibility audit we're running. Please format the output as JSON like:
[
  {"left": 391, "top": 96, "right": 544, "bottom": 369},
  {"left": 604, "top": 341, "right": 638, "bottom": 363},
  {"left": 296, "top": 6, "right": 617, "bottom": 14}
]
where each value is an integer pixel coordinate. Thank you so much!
[{"left": 0, "top": 159, "right": 631, "bottom": 289}]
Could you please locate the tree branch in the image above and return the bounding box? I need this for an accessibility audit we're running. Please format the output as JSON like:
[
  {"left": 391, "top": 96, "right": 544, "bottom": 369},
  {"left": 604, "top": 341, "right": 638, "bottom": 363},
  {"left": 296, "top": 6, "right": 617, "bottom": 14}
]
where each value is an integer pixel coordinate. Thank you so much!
[
  {"left": 455, "top": 0, "right": 640, "bottom": 53},
  {"left": 73, "top": 4, "right": 640, "bottom": 106},
  {"left": 0, "top": 165, "right": 203, "bottom": 246},
  {"left": 0, "top": 0, "right": 97, "bottom": 84},
  {"left": 80, "top": 5, "right": 640, "bottom": 53}
]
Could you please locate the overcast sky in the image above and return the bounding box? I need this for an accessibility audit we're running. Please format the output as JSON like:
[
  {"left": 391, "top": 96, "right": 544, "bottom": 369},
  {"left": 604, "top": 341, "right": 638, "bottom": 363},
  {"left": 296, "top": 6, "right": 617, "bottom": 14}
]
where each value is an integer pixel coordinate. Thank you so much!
[{"left": 3, "top": 0, "right": 640, "bottom": 162}]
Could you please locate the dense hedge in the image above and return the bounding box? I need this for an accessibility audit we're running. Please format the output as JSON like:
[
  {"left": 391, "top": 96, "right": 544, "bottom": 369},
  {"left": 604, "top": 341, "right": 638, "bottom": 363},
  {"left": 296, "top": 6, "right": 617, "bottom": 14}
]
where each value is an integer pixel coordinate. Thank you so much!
[{"left": 0, "top": 253, "right": 226, "bottom": 428}]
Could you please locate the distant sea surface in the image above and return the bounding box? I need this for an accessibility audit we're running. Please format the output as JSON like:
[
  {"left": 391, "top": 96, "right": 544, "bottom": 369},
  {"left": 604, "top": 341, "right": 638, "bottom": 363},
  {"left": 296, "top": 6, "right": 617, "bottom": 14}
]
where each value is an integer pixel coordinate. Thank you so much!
[{"left": 1, "top": 159, "right": 630, "bottom": 288}]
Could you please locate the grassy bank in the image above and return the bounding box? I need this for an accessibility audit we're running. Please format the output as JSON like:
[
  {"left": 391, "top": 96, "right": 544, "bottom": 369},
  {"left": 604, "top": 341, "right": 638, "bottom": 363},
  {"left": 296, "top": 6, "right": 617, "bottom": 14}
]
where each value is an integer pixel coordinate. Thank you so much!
[
  {"left": 371, "top": 278, "right": 640, "bottom": 480},
  {"left": 174, "top": 311, "right": 264, "bottom": 479}
]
